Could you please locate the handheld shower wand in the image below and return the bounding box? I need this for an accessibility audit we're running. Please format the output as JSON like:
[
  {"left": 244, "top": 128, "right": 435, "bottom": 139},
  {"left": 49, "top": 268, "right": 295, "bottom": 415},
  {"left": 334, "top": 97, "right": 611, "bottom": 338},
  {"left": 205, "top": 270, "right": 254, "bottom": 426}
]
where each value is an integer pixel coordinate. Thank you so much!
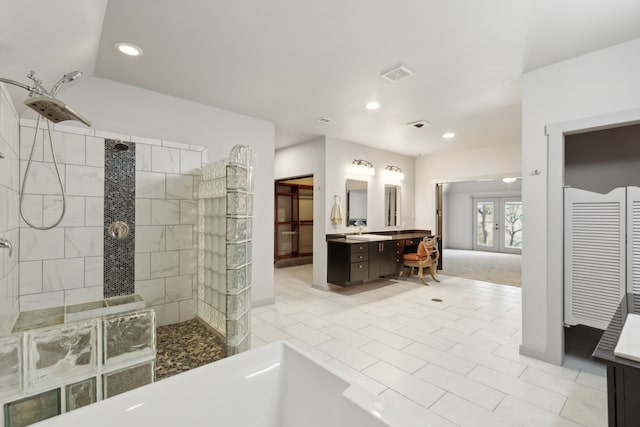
[{"left": 0, "top": 70, "right": 92, "bottom": 230}]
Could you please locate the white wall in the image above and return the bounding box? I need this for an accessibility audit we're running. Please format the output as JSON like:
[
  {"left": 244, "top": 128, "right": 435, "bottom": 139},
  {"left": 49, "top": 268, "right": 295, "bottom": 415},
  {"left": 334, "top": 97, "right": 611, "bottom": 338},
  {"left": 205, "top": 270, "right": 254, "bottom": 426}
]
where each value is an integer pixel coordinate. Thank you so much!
[
  {"left": 521, "top": 37, "right": 640, "bottom": 364},
  {"left": 17, "top": 120, "right": 202, "bottom": 326},
  {"left": 0, "top": 84, "right": 20, "bottom": 334},
  {"left": 414, "top": 143, "right": 522, "bottom": 232},
  {"left": 325, "top": 137, "right": 416, "bottom": 235},
  {"left": 57, "top": 77, "right": 276, "bottom": 306},
  {"left": 274, "top": 138, "right": 326, "bottom": 288},
  {"left": 275, "top": 136, "right": 416, "bottom": 289},
  {"left": 443, "top": 180, "right": 521, "bottom": 250}
]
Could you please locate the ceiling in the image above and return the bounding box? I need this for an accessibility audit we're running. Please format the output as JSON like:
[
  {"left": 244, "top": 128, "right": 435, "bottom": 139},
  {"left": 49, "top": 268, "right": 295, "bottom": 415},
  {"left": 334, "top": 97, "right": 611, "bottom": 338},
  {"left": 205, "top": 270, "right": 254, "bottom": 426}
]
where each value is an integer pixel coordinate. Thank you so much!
[{"left": 3, "top": 0, "right": 640, "bottom": 156}]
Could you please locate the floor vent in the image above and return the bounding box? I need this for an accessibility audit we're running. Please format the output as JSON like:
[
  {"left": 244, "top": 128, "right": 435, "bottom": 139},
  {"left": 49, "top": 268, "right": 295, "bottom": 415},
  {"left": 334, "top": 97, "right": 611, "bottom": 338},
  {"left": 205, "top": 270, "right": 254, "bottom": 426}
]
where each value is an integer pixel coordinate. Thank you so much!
[{"left": 407, "top": 120, "right": 431, "bottom": 129}]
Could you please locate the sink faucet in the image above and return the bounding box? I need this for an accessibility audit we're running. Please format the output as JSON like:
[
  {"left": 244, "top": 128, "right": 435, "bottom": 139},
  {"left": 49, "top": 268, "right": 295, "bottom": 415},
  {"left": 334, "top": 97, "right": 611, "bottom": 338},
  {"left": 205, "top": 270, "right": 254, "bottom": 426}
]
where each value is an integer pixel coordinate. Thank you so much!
[{"left": 0, "top": 238, "right": 12, "bottom": 257}]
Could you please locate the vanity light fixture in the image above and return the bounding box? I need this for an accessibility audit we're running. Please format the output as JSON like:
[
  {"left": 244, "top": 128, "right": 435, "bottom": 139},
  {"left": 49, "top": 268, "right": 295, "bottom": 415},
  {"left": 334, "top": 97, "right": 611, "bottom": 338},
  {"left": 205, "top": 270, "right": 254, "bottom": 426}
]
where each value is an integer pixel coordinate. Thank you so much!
[
  {"left": 366, "top": 101, "right": 380, "bottom": 110},
  {"left": 442, "top": 132, "right": 455, "bottom": 139},
  {"left": 114, "top": 42, "right": 144, "bottom": 56},
  {"left": 502, "top": 177, "right": 518, "bottom": 183},
  {"left": 351, "top": 159, "right": 375, "bottom": 176},
  {"left": 384, "top": 165, "right": 404, "bottom": 181}
]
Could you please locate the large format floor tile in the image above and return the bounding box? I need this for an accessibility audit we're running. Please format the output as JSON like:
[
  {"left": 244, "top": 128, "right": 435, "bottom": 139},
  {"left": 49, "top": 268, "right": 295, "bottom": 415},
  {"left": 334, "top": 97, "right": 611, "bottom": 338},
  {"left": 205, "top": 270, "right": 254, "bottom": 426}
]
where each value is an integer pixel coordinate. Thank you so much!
[{"left": 252, "top": 265, "right": 607, "bottom": 427}]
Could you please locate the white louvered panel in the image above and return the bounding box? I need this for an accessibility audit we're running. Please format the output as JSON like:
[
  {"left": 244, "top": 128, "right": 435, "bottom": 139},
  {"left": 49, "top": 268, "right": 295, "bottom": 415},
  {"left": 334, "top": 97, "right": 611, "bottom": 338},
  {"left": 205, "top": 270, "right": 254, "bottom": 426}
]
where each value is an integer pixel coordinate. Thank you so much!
[
  {"left": 627, "top": 187, "right": 640, "bottom": 313},
  {"left": 564, "top": 187, "right": 626, "bottom": 330}
]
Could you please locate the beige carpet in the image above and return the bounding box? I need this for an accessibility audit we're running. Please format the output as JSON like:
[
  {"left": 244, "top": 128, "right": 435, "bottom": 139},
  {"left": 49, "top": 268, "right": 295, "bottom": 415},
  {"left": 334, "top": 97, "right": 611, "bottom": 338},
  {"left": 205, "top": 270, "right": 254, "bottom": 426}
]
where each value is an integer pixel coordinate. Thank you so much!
[{"left": 440, "top": 249, "right": 521, "bottom": 287}]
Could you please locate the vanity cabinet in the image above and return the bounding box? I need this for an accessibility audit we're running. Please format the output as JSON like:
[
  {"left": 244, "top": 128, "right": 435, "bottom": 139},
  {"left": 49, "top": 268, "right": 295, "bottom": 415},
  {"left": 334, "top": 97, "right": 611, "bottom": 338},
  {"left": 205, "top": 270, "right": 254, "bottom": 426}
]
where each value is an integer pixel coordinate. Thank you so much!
[
  {"left": 326, "top": 230, "right": 431, "bottom": 287},
  {"left": 369, "top": 240, "right": 403, "bottom": 279},
  {"left": 327, "top": 241, "right": 369, "bottom": 285},
  {"left": 327, "top": 239, "right": 403, "bottom": 286}
]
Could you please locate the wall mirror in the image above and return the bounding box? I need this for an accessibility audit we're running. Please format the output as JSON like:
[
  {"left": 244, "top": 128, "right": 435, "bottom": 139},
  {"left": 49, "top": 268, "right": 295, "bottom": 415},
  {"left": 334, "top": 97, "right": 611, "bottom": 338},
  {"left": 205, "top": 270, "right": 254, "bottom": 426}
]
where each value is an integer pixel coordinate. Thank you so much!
[
  {"left": 384, "top": 185, "right": 400, "bottom": 226},
  {"left": 346, "top": 179, "right": 367, "bottom": 226}
]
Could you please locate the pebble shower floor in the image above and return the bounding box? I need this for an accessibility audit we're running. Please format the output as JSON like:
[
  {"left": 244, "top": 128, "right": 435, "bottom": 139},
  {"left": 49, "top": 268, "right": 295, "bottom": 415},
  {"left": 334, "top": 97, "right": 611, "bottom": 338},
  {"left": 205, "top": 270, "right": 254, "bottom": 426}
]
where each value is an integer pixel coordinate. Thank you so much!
[{"left": 155, "top": 319, "right": 226, "bottom": 380}]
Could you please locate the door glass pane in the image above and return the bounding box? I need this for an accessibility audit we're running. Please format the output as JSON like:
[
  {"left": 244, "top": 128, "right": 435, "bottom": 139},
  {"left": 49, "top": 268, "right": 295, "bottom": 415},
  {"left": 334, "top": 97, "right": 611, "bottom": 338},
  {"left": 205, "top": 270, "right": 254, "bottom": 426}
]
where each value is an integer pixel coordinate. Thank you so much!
[
  {"left": 476, "top": 202, "right": 494, "bottom": 246},
  {"left": 504, "top": 201, "right": 523, "bottom": 248},
  {"left": 276, "top": 224, "right": 298, "bottom": 256},
  {"left": 299, "top": 224, "right": 313, "bottom": 254}
]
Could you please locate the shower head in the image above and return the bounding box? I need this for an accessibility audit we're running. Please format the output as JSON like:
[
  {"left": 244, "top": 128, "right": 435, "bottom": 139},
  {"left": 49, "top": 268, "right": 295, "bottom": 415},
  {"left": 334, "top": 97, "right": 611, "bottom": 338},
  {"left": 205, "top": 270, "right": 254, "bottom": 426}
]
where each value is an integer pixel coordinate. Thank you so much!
[
  {"left": 50, "top": 70, "right": 82, "bottom": 95},
  {"left": 24, "top": 96, "right": 92, "bottom": 126},
  {"left": 114, "top": 141, "right": 130, "bottom": 151}
]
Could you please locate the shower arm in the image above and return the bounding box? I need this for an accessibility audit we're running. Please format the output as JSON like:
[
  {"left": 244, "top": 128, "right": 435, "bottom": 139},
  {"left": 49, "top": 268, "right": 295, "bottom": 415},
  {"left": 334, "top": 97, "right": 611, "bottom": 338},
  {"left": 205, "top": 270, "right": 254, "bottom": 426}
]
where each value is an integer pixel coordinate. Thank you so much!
[{"left": 0, "top": 77, "right": 48, "bottom": 97}]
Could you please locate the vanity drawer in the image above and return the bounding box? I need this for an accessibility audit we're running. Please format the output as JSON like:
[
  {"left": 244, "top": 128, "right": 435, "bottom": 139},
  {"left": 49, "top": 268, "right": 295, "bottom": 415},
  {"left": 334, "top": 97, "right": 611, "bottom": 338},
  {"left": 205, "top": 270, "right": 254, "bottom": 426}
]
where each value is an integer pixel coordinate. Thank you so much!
[
  {"left": 350, "top": 251, "right": 368, "bottom": 263},
  {"left": 350, "top": 244, "right": 368, "bottom": 254},
  {"left": 350, "top": 262, "right": 368, "bottom": 282}
]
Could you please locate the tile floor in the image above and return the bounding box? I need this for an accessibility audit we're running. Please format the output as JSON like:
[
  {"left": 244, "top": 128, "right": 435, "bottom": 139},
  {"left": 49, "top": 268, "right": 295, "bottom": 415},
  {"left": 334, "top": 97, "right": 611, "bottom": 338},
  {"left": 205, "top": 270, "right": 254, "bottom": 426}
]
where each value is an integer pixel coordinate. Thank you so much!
[{"left": 251, "top": 264, "right": 607, "bottom": 427}]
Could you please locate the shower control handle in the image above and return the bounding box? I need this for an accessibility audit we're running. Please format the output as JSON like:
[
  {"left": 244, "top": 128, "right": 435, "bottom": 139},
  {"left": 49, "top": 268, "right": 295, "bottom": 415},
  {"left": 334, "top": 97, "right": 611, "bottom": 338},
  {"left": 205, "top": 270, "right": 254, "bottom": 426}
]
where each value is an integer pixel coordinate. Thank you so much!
[
  {"left": 109, "top": 221, "right": 130, "bottom": 240},
  {"left": 0, "top": 238, "right": 12, "bottom": 257}
]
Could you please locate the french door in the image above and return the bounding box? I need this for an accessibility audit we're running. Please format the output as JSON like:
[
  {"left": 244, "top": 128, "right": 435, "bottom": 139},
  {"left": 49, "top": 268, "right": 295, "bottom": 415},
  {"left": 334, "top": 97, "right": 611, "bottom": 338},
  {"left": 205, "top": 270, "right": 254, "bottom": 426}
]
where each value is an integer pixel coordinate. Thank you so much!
[{"left": 472, "top": 197, "right": 522, "bottom": 254}]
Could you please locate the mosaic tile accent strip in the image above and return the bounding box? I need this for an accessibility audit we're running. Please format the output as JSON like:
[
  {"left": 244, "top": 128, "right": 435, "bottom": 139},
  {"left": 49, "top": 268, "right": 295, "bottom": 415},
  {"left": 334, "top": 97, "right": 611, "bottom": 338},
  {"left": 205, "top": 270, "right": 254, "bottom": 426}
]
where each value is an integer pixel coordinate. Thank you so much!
[{"left": 104, "top": 139, "right": 136, "bottom": 298}]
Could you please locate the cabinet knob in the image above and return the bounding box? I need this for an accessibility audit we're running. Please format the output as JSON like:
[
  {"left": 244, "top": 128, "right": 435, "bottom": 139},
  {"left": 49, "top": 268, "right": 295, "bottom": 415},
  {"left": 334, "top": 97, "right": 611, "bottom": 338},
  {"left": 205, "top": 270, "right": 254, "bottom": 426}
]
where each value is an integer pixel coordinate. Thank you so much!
[
  {"left": 359, "top": 255, "right": 363, "bottom": 259},
  {"left": 358, "top": 264, "right": 363, "bottom": 269}
]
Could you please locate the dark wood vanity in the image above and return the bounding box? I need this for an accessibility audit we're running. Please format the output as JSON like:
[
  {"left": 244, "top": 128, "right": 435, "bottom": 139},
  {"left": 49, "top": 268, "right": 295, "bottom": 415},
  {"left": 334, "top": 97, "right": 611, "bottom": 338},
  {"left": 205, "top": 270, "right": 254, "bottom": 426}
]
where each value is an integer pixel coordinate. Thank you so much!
[
  {"left": 326, "top": 230, "right": 431, "bottom": 286},
  {"left": 593, "top": 294, "right": 640, "bottom": 426}
]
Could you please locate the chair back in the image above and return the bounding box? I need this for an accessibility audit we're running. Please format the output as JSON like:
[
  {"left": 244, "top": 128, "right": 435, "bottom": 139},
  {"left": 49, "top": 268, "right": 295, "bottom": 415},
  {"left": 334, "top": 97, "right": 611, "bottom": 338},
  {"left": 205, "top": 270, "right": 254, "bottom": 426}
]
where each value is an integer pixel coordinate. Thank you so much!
[{"left": 422, "top": 236, "right": 439, "bottom": 262}]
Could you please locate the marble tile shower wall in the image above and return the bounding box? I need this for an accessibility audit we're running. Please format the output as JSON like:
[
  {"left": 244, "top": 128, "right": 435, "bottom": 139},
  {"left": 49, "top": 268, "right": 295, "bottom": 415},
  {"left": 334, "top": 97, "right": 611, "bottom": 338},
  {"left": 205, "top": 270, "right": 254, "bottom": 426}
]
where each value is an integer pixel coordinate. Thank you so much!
[
  {"left": 0, "top": 84, "right": 20, "bottom": 334},
  {"left": 17, "top": 119, "right": 205, "bottom": 327}
]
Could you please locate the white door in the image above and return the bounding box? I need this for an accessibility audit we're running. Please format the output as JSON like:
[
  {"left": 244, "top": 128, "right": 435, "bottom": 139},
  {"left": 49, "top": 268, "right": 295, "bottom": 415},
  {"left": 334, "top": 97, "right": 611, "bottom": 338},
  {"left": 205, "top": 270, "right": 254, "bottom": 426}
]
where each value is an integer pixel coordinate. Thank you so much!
[
  {"left": 564, "top": 187, "right": 625, "bottom": 329},
  {"left": 501, "top": 197, "right": 523, "bottom": 254},
  {"left": 473, "top": 197, "right": 522, "bottom": 254}
]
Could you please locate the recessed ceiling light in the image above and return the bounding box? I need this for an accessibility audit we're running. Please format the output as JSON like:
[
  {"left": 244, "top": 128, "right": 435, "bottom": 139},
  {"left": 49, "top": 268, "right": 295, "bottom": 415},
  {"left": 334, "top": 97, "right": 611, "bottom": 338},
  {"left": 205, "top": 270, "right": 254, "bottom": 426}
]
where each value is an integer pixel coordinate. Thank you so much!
[
  {"left": 502, "top": 177, "right": 518, "bottom": 183},
  {"left": 114, "top": 42, "right": 143, "bottom": 56},
  {"left": 366, "top": 101, "right": 380, "bottom": 110},
  {"left": 442, "top": 132, "right": 455, "bottom": 139}
]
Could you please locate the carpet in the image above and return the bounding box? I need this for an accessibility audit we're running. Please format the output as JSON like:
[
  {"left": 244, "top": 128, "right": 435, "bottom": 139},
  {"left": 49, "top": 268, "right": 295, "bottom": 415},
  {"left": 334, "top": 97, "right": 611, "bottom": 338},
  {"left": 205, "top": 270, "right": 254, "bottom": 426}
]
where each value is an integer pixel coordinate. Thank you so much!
[{"left": 440, "top": 249, "right": 521, "bottom": 287}]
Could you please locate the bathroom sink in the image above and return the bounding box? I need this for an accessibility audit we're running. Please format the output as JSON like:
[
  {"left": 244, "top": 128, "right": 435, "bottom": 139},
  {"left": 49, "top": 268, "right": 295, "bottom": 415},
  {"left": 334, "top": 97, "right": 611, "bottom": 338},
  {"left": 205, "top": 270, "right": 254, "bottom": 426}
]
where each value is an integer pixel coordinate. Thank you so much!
[{"left": 347, "top": 234, "right": 392, "bottom": 241}]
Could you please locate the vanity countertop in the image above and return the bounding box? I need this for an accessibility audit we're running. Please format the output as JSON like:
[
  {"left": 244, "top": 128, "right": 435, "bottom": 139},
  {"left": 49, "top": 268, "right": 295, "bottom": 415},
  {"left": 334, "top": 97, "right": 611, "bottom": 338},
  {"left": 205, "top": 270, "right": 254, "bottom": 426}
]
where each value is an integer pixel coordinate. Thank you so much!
[
  {"left": 593, "top": 294, "right": 640, "bottom": 369},
  {"left": 326, "top": 229, "right": 432, "bottom": 244}
]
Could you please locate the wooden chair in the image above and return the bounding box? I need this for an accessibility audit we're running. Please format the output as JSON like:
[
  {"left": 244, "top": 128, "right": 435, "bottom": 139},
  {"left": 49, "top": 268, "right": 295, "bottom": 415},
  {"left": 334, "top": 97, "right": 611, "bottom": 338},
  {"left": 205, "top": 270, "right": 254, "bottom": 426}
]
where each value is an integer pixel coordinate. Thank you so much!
[{"left": 399, "top": 236, "right": 440, "bottom": 284}]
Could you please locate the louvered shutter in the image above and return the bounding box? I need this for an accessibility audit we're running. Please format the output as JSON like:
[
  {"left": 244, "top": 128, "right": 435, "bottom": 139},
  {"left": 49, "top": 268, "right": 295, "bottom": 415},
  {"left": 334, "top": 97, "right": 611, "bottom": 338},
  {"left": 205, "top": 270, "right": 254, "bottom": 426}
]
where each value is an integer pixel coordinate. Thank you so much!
[
  {"left": 627, "top": 187, "right": 640, "bottom": 314},
  {"left": 564, "top": 187, "right": 626, "bottom": 329}
]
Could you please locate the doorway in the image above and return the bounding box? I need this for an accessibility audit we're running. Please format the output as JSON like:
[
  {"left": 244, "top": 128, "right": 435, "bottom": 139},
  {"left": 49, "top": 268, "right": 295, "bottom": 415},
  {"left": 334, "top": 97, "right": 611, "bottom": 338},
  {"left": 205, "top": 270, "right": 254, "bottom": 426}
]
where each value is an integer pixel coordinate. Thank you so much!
[
  {"left": 274, "top": 176, "right": 313, "bottom": 264},
  {"left": 472, "top": 196, "right": 522, "bottom": 254},
  {"left": 440, "top": 179, "right": 522, "bottom": 287}
]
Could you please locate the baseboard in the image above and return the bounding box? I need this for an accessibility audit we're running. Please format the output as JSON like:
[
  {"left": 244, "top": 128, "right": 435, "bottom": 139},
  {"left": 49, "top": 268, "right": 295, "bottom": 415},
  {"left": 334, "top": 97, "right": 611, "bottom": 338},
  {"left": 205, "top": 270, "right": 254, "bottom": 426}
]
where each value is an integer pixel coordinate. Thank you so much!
[
  {"left": 519, "top": 344, "right": 563, "bottom": 366},
  {"left": 251, "top": 297, "right": 276, "bottom": 308}
]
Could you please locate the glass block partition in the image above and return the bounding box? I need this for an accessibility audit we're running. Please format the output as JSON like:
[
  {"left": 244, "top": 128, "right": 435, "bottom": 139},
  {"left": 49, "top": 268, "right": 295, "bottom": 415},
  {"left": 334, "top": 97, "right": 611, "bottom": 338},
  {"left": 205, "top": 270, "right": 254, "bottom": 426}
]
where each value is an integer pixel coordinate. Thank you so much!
[
  {"left": 198, "top": 145, "right": 254, "bottom": 356},
  {"left": 0, "top": 308, "right": 155, "bottom": 427}
]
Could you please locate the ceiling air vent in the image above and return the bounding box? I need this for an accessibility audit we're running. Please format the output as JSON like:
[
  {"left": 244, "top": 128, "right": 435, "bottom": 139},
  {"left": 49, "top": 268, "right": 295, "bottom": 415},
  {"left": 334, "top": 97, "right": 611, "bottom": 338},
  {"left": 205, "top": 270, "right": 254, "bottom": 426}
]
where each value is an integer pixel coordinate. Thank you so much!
[
  {"left": 407, "top": 120, "right": 431, "bottom": 129},
  {"left": 316, "top": 117, "right": 334, "bottom": 124},
  {"left": 381, "top": 64, "right": 414, "bottom": 83}
]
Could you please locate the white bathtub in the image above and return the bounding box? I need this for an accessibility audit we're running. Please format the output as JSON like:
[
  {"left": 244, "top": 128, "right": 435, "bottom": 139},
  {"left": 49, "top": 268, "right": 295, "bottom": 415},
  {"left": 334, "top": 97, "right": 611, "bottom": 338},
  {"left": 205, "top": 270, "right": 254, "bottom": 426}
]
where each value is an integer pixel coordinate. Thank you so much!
[{"left": 34, "top": 341, "right": 425, "bottom": 427}]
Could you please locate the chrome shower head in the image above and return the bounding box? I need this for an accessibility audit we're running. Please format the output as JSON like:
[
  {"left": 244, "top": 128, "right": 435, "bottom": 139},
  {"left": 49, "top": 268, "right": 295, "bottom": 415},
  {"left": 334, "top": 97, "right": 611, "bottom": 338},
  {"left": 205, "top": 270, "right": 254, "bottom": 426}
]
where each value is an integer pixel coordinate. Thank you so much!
[
  {"left": 24, "top": 96, "right": 92, "bottom": 126},
  {"left": 50, "top": 70, "right": 82, "bottom": 95},
  {"left": 62, "top": 71, "right": 82, "bottom": 82}
]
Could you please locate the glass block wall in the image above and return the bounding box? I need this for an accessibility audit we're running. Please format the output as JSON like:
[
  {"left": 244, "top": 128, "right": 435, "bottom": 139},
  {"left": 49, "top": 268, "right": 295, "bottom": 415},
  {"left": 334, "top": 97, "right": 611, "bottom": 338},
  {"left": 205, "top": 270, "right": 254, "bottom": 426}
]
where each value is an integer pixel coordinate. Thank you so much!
[{"left": 197, "top": 145, "right": 254, "bottom": 355}]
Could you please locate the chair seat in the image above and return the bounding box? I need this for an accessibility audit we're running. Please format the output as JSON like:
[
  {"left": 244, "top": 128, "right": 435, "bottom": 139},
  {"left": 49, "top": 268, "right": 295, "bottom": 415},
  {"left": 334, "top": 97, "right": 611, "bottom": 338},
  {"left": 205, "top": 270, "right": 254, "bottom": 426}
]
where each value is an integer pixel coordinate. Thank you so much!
[{"left": 403, "top": 253, "right": 428, "bottom": 262}]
